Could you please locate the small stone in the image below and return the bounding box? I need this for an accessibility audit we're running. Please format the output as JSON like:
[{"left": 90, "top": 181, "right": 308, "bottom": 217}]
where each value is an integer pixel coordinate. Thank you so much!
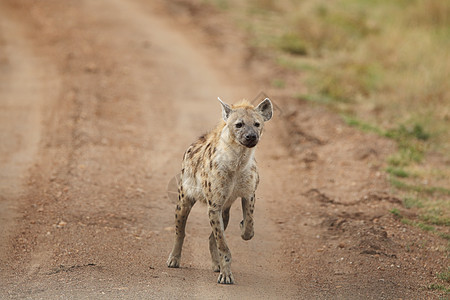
[
  {"left": 56, "top": 221, "right": 67, "bottom": 228},
  {"left": 85, "top": 63, "right": 98, "bottom": 73}
]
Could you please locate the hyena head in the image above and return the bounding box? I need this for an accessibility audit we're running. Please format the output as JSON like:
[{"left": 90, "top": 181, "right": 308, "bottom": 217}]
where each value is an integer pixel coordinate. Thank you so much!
[{"left": 218, "top": 97, "right": 273, "bottom": 148}]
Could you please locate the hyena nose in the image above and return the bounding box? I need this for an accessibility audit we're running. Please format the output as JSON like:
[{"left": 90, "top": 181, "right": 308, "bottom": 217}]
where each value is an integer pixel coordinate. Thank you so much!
[{"left": 245, "top": 133, "right": 257, "bottom": 142}]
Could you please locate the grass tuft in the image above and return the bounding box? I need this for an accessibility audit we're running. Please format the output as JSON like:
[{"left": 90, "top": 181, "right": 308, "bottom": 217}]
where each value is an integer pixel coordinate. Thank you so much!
[
  {"left": 386, "top": 167, "right": 409, "bottom": 178},
  {"left": 390, "top": 208, "right": 401, "bottom": 218},
  {"left": 277, "top": 33, "right": 308, "bottom": 56},
  {"left": 427, "top": 283, "right": 450, "bottom": 294},
  {"left": 403, "top": 197, "right": 423, "bottom": 209},
  {"left": 437, "top": 268, "right": 450, "bottom": 283}
]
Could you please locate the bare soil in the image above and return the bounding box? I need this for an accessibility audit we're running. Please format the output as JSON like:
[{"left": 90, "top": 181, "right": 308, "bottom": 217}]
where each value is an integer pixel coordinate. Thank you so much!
[{"left": 0, "top": 0, "right": 447, "bottom": 299}]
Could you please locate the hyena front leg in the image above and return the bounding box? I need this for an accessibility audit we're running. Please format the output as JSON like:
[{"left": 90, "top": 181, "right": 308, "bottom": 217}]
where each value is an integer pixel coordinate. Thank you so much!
[
  {"left": 208, "top": 205, "right": 234, "bottom": 284},
  {"left": 240, "top": 195, "right": 255, "bottom": 241},
  {"left": 167, "top": 185, "right": 195, "bottom": 268},
  {"left": 209, "top": 207, "right": 230, "bottom": 272}
]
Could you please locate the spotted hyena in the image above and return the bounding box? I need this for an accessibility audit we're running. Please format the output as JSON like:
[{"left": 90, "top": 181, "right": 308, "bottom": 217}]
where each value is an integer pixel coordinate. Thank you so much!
[{"left": 167, "top": 97, "right": 273, "bottom": 284}]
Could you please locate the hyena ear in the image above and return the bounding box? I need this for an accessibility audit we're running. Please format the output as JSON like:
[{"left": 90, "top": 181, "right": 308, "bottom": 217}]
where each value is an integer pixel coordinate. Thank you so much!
[
  {"left": 256, "top": 98, "right": 273, "bottom": 122},
  {"left": 218, "top": 97, "right": 232, "bottom": 121}
]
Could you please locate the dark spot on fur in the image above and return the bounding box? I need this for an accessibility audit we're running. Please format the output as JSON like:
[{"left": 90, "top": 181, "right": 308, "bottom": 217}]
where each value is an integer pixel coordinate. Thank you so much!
[
  {"left": 207, "top": 146, "right": 213, "bottom": 157},
  {"left": 208, "top": 200, "right": 212, "bottom": 205},
  {"left": 199, "top": 134, "right": 207, "bottom": 142},
  {"left": 192, "top": 158, "right": 202, "bottom": 176},
  {"left": 192, "top": 146, "right": 202, "bottom": 155},
  {"left": 176, "top": 205, "right": 181, "bottom": 211}
]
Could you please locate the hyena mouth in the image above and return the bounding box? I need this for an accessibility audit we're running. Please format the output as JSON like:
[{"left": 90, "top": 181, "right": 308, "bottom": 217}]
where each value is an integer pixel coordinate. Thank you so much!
[{"left": 241, "top": 140, "right": 258, "bottom": 148}]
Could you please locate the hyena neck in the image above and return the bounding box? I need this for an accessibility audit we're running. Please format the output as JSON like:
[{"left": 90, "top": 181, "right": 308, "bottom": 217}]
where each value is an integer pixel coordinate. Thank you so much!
[{"left": 216, "top": 125, "right": 255, "bottom": 171}]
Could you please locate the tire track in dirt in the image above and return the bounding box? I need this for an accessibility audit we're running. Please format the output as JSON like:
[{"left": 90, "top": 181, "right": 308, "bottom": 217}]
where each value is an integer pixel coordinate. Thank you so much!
[{"left": 0, "top": 5, "right": 60, "bottom": 279}]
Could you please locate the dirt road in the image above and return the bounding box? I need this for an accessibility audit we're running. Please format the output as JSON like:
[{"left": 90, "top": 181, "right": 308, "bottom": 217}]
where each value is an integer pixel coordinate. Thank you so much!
[{"left": 0, "top": 0, "right": 447, "bottom": 299}]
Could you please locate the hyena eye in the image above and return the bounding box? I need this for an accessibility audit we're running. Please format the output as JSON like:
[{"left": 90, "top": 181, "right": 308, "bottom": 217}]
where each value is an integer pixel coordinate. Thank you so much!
[
  {"left": 254, "top": 122, "right": 260, "bottom": 127},
  {"left": 235, "top": 122, "right": 243, "bottom": 128}
]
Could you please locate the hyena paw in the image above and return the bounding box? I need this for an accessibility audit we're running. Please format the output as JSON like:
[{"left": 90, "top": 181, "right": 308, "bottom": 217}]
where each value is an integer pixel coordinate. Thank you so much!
[
  {"left": 240, "top": 220, "right": 254, "bottom": 241},
  {"left": 217, "top": 271, "right": 235, "bottom": 284},
  {"left": 167, "top": 254, "right": 180, "bottom": 268}
]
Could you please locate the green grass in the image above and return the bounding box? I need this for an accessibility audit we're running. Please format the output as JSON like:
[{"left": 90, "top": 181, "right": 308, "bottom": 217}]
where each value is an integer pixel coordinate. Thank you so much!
[
  {"left": 403, "top": 197, "right": 423, "bottom": 209},
  {"left": 389, "top": 178, "right": 450, "bottom": 196},
  {"left": 277, "top": 33, "right": 308, "bottom": 56},
  {"left": 427, "top": 283, "right": 450, "bottom": 294},
  {"left": 392, "top": 179, "right": 450, "bottom": 236},
  {"left": 417, "top": 222, "right": 435, "bottom": 232},
  {"left": 437, "top": 268, "right": 450, "bottom": 283},
  {"left": 386, "top": 167, "right": 409, "bottom": 178},
  {"left": 390, "top": 208, "right": 401, "bottom": 218},
  {"left": 438, "top": 232, "right": 450, "bottom": 241},
  {"left": 341, "top": 116, "right": 429, "bottom": 168},
  {"left": 341, "top": 116, "right": 383, "bottom": 135},
  {"left": 421, "top": 214, "right": 450, "bottom": 227},
  {"left": 401, "top": 218, "right": 434, "bottom": 231}
]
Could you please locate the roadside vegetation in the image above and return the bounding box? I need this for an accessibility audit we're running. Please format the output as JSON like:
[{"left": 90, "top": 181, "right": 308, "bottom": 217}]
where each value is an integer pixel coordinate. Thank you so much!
[{"left": 206, "top": 0, "right": 449, "bottom": 292}]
